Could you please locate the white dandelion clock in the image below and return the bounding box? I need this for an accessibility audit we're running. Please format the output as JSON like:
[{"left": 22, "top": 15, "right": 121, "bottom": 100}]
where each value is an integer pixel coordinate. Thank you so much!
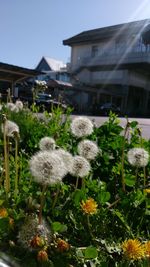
[
  {"left": 127, "top": 148, "right": 149, "bottom": 167},
  {"left": 70, "top": 155, "right": 91, "bottom": 178},
  {"left": 15, "top": 100, "right": 23, "bottom": 110},
  {"left": 39, "top": 137, "right": 56, "bottom": 151},
  {"left": 29, "top": 150, "right": 66, "bottom": 185},
  {"left": 70, "top": 117, "right": 94, "bottom": 138},
  {"left": 6, "top": 102, "right": 19, "bottom": 112},
  {"left": 77, "top": 140, "right": 100, "bottom": 160},
  {"left": 1, "top": 120, "right": 19, "bottom": 137},
  {"left": 55, "top": 148, "right": 73, "bottom": 174},
  {"left": 18, "top": 215, "right": 52, "bottom": 250}
]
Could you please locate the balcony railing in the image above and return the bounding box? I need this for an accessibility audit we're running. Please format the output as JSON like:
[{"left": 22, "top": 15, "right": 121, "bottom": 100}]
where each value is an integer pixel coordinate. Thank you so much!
[{"left": 72, "top": 51, "right": 150, "bottom": 71}]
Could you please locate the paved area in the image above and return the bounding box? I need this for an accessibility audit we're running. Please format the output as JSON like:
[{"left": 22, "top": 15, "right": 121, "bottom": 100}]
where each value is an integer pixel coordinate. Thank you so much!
[
  {"left": 36, "top": 113, "right": 150, "bottom": 140},
  {"left": 71, "top": 115, "right": 150, "bottom": 140}
]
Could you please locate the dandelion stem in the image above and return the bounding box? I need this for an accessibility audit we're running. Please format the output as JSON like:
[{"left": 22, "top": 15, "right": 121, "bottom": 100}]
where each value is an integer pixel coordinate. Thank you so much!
[
  {"left": 121, "top": 119, "right": 130, "bottom": 192},
  {"left": 143, "top": 167, "right": 146, "bottom": 187},
  {"left": 107, "top": 198, "right": 121, "bottom": 209},
  {"left": 75, "top": 177, "right": 79, "bottom": 190},
  {"left": 14, "top": 132, "right": 19, "bottom": 198},
  {"left": 52, "top": 183, "right": 60, "bottom": 210},
  {"left": 87, "top": 215, "right": 94, "bottom": 241},
  {"left": 135, "top": 167, "right": 138, "bottom": 188},
  {"left": 39, "top": 184, "right": 47, "bottom": 225},
  {"left": 82, "top": 177, "right": 85, "bottom": 189},
  {"left": 3, "top": 116, "right": 10, "bottom": 196}
]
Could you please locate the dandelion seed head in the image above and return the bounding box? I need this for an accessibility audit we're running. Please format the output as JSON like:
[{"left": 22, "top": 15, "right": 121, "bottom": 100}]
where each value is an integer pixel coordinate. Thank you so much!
[
  {"left": 6, "top": 102, "right": 19, "bottom": 112},
  {"left": 39, "top": 137, "right": 56, "bottom": 151},
  {"left": 70, "top": 155, "right": 91, "bottom": 178},
  {"left": 70, "top": 117, "right": 93, "bottom": 138},
  {"left": 77, "top": 140, "right": 100, "bottom": 160},
  {"left": 127, "top": 148, "right": 149, "bottom": 167},
  {"left": 18, "top": 215, "right": 52, "bottom": 250},
  {"left": 29, "top": 150, "right": 66, "bottom": 185},
  {"left": 15, "top": 100, "right": 23, "bottom": 110},
  {"left": 1, "top": 120, "right": 19, "bottom": 137},
  {"left": 55, "top": 148, "right": 73, "bottom": 174}
]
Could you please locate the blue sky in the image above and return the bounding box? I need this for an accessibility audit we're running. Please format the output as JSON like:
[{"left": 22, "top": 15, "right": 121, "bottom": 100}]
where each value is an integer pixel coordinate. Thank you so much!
[{"left": 0, "top": 0, "right": 150, "bottom": 69}]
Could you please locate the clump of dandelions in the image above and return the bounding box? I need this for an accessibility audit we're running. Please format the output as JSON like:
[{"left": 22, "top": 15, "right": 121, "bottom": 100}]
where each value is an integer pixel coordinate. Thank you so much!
[
  {"left": 127, "top": 148, "right": 149, "bottom": 167},
  {"left": 70, "top": 155, "right": 91, "bottom": 178},
  {"left": 39, "top": 137, "right": 56, "bottom": 151},
  {"left": 1, "top": 120, "right": 19, "bottom": 137},
  {"left": 77, "top": 140, "right": 100, "bottom": 161},
  {"left": 18, "top": 215, "right": 52, "bottom": 250},
  {"left": 15, "top": 100, "right": 23, "bottom": 110},
  {"left": 55, "top": 148, "right": 73, "bottom": 174},
  {"left": 70, "top": 117, "right": 94, "bottom": 138},
  {"left": 29, "top": 150, "right": 66, "bottom": 185}
]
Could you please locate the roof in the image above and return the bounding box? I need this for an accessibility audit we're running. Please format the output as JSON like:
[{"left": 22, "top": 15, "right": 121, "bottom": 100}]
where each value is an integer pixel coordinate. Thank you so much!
[
  {"left": 47, "top": 79, "right": 72, "bottom": 88},
  {"left": 0, "top": 62, "right": 41, "bottom": 83},
  {"left": 63, "top": 19, "right": 150, "bottom": 46},
  {"left": 36, "top": 57, "right": 66, "bottom": 71}
]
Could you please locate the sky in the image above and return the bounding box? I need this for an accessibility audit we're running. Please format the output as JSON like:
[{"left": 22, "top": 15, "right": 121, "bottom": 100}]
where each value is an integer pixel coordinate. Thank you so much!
[{"left": 0, "top": 0, "right": 150, "bottom": 69}]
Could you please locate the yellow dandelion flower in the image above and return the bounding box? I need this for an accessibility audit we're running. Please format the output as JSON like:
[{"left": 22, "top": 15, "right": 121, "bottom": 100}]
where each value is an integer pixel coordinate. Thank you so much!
[
  {"left": 57, "top": 239, "right": 70, "bottom": 252},
  {"left": 143, "top": 241, "right": 150, "bottom": 258},
  {"left": 144, "top": 188, "right": 150, "bottom": 194},
  {"left": 0, "top": 208, "right": 8, "bottom": 218},
  {"left": 81, "top": 198, "right": 98, "bottom": 215},
  {"left": 37, "top": 250, "right": 48, "bottom": 262},
  {"left": 122, "top": 239, "right": 145, "bottom": 260}
]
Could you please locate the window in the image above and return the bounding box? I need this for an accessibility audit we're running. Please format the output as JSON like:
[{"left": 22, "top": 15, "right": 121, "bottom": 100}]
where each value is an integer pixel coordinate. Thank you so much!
[{"left": 91, "top": 45, "right": 98, "bottom": 57}]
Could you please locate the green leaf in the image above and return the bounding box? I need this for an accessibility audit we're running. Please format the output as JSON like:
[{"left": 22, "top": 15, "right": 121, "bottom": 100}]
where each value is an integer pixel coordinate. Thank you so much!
[
  {"left": 72, "top": 189, "right": 85, "bottom": 206},
  {"left": 51, "top": 221, "right": 67, "bottom": 233},
  {"left": 0, "top": 217, "right": 9, "bottom": 232},
  {"left": 84, "top": 246, "right": 98, "bottom": 259},
  {"left": 145, "top": 209, "right": 150, "bottom": 216},
  {"left": 113, "top": 209, "right": 131, "bottom": 233},
  {"left": 130, "top": 121, "right": 138, "bottom": 128},
  {"left": 125, "top": 174, "right": 136, "bottom": 187},
  {"left": 133, "top": 190, "right": 145, "bottom": 207},
  {"left": 0, "top": 200, "right": 4, "bottom": 206},
  {"left": 98, "top": 191, "right": 110, "bottom": 204}
]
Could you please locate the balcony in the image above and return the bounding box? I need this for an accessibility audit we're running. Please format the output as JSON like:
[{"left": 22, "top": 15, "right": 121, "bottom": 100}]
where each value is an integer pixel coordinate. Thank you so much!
[{"left": 72, "top": 51, "right": 150, "bottom": 72}]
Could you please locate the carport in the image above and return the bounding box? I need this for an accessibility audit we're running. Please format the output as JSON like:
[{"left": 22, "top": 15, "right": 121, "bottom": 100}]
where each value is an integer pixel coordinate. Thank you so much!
[{"left": 0, "top": 62, "right": 41, "bottom": 97}]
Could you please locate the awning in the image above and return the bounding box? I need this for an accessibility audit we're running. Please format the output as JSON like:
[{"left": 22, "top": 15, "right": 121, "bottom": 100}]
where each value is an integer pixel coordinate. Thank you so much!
[{"left": 0, "top": 62, "right": 41, "bottom": 83}]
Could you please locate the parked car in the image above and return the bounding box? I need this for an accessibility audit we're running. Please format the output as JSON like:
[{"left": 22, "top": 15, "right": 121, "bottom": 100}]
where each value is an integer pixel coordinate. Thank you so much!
[
  {"left": 35, "top": 93, "right": 52, "bottom": 110},
  {"left": 99, "top": 103, "right": 121, "bottom": 115},
  {"left": 19, "top": 93, "right": 67, "bottom": 111},
  {"left": 35, "top": 93, "right": 67, "bottom": 111}
]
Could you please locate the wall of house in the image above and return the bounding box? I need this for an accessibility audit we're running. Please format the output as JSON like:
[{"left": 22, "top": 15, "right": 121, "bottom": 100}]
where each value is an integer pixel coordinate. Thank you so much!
[
  {"left": 91, "top": 70, "right": 124, "bottom": 85},
  {"left": 68, "top": 30, "right": 150, "bottom": 116},
  {"left": 70, "top": 36, "right": 147, "bottom": 72},
  {"left": 76, "top": 69, "right": 91, "bottom": 83}
]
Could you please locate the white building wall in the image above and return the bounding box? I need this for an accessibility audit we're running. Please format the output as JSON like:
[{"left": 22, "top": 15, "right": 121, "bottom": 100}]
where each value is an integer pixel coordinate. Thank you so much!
[
  {"left": 71, "top": 36, "right": 142, "bottom": 71},
  {"left": 91, "top": 70, "right": 124, "bottom": 81}
]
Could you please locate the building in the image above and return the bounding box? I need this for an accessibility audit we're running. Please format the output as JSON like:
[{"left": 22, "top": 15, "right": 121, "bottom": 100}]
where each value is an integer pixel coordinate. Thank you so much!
[
  {"left": 35, "top": 56, "right": 72, "bottom": 103},
  {"left": 63, "top": 19, "right": 150, "bottom": 116}
]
